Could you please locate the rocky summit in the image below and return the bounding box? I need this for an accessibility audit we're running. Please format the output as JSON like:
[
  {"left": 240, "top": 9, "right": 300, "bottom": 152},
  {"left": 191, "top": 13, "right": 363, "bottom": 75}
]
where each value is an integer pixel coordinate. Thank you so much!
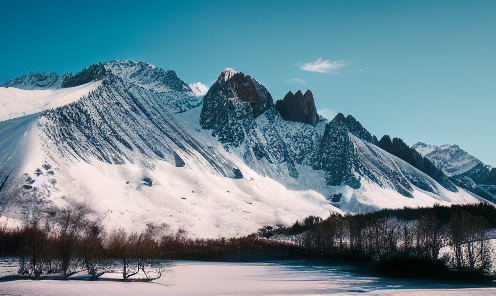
[
  {"left": 199, "top": 68, "right": 274, "bottom": 146},
  {"left": 275, "top": 90, "right": 319, "bottom": 126}
]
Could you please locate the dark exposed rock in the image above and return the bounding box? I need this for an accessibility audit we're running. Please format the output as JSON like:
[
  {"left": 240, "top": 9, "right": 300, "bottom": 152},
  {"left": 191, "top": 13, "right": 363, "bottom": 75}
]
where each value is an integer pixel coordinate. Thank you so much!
[
  {"left": 1, "top": 71, "right": 65, "bottom": 90},
  {"left": 142, "top": 177, "right": 152, "bottom": 187},
  {"left": 449, "top": 175, "right": 496, "bottom": 202},
  {"left": 233, "top": 168, "right": 243, "bottom": 179},
  {"left": 331, "top": 193, "right": 342, "bottom": 202},
  {"left": 333, "top": 113, "right": 378, "bottom": 144},
  {"left": 462, "top": 162, "right": 496, "bottom": 186},
  {"left": 378, "top": 135, "right": 458, "bottom": 192},
  {"left": 200, "top": 68, "right": 274, "bottom": 147},
  {"left": 174, "top": 151, "right": 186, "bottom": 167},
  {"left": 313, "top": 118, "right": 361, "bottom": 189},
  {"left": 275, "top": 90, "right": 319, "bottom": 126}
]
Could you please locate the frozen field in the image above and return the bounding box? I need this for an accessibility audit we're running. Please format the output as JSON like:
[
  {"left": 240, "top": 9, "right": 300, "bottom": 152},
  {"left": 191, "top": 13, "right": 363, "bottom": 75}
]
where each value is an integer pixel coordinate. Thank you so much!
[{"left": 1, "top": 260, "right": 495, "bottom": 295}]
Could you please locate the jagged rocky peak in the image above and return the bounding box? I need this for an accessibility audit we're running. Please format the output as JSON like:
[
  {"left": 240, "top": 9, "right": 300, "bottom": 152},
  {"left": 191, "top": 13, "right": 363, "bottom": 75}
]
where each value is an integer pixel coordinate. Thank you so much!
[
  {"left": 275, "top": 89, "right": 319, "bottom": 126},
  {"left": 412, "top": 142, "right": 481, "bottom": 176},
  {"left": 104, "top": 59, "right": 191, "bottom": 93},
  {"left": 200, "top": 68, "right": 274, "bottom": 146},
  {"left": 332, "top": 113, "right": 378, "bottom": 144},
  {"left": 217, "top": 68, "right": 237, "bottom": 82},
  {"left": 1, "top": 71, "right": 67, "bottom": 90},
  {"left": 210, "top": 68, "right": 274, "bottom": 117}
]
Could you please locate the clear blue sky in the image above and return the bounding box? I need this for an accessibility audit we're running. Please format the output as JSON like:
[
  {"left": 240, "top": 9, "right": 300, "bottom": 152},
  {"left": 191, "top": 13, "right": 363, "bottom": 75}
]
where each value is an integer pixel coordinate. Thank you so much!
[{"left": 1, "top": 0, "right": 495, "bottom": 166}]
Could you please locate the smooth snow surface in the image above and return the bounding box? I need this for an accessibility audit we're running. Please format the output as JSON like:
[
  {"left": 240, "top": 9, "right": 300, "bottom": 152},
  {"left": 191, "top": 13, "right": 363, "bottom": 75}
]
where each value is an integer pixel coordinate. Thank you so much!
[
  {"left": 0, "top": 81, "right": 102, "bottom": 122},
  {"left": 0, "top": 261, "right": 494, "bottom": 295}
]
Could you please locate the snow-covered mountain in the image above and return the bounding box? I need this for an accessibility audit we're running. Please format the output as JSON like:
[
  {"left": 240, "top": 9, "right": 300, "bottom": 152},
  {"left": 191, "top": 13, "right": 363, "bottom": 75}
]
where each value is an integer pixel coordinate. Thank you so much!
[
  {"left": 413, "top": 142, "right": 496, "bottom": 202},
  {"left": 189, "top": 82, "right": 208, "bottom": 97},
  {"left": 1, "top": 71, "right": 69, "bottom": 90},
  {"left": 0, "top": 60, "right": 482, "bottom": 237},
  {"left": 413, "top": 142, "right": 480, "bottom": 176}
]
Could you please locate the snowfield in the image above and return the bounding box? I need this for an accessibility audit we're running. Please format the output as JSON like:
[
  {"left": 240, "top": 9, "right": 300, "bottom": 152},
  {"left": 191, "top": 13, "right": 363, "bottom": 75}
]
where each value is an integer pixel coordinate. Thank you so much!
[
  {"left": 0, "top": 81, "right": 102, "bottom": 122},
  {"left": 0, "top": 260, "right": 494, "bottom": 295}
]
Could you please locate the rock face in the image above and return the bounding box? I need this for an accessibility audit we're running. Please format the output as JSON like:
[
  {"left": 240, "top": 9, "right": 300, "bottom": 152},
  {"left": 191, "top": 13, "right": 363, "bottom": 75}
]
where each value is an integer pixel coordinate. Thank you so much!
[
  {"left": 275, "top": 90, "right": 319, "bottom": 126},
  {"left": 413, "top": 142, "right": 496, "bottom": 202},
  {"left": 200, "top": 68, "right": 274, "bottom": 146},
  {"left": 412, "top": 143, "right": 480, "bottom": 176},
  {"left": 1, "top": 72, "right": 66, "bottom": 90},
  {"left": 334, "top": 113, "right": 378, "bottom": 144},
  {"left": 313, "top": 118, "right": 361, "bottom": 189}
]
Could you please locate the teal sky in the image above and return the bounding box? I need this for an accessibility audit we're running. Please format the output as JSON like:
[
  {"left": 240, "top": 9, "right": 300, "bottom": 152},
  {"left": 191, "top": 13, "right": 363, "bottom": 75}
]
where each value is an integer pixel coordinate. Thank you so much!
[{"left": 1, "top": 0, "right": 495, "bottom": 166}]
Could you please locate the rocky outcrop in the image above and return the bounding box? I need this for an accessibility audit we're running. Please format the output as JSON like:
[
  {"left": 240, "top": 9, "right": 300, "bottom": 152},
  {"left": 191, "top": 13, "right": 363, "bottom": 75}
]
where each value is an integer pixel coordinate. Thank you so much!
[
  {"left": 200, "top": 68, "right": 274, "bottom": 147},
  {"left": 1, "top": 71, "right": 66, "bottom": 90},
  {"left": 275, "top": 90, "right": 319, "bottom": 126},
  {"left": 333, "top": 113, "right": 378, "bottom": 144},
  {"left": 313, "top": 118, "right": 360, "bottom": 189}
]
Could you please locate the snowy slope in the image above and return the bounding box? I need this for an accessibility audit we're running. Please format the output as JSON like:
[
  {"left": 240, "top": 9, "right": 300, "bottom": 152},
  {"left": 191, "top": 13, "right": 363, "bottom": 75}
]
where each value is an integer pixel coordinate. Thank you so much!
[
  {"left": 0, "top": 81, "right": 102, "bottom": 121},
  {"left": 0, "top": 66, "right": 340, "bottom": 237},
  {"left": 413, "top": 142, "right": 480, "bottom": 176}
]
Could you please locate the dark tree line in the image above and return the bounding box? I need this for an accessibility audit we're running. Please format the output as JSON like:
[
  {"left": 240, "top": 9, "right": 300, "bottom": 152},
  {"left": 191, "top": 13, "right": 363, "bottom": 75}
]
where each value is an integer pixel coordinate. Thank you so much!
[
  {"left": 268, "top": 203, "right": 496, "bottom": 278},
  {"left": 1, "top": 203, "right": 495, "bottom": 281},
  {"left": 61, "top": 62, "right": 106, "bottom": 88}
]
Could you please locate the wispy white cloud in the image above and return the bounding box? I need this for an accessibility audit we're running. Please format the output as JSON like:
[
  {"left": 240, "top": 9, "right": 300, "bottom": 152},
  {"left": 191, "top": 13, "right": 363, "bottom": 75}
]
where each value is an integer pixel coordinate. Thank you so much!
[
  {"left": 285, "top": 78, "right": 306, "bottom": 84},
  {"left": 300, "top": 58, "right": 350, "bottom": 73},
  {"left": 357, "top": 69, "right": 364, "bottom": 72},
  {"left": 318, "top": 108, "right": 338, "bottom": 121}
]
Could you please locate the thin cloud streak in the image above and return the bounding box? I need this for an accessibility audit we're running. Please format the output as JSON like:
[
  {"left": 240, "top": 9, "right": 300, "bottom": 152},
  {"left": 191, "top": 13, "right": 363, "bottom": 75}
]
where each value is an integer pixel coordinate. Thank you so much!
[
  {"left": 285, "top": 78, "right": 306, "bottom": 84},
  {"left": 300, "top": 58, "right": 350, "bottom": 73}
]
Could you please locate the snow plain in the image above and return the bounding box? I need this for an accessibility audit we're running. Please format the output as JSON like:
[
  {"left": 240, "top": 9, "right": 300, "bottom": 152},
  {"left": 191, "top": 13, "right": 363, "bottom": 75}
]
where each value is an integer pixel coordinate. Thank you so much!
[{"left": 0, "top": 260, "right": 494, "bottom": 295}]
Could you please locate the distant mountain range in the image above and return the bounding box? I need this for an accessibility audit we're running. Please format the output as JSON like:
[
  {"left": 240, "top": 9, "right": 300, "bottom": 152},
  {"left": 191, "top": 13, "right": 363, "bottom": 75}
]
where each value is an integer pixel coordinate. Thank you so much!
[
  {"left": 0, "top": 59, "right": 489, "bottom": 237},
  {"left": 413, "top": 142, "right": 496, "bottom": 202}
]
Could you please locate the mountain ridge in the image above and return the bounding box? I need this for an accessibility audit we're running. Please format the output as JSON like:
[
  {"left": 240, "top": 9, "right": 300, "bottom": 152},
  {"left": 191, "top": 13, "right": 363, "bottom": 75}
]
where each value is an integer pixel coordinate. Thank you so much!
[{"left": 0, "top": 59, "right": 485, "bottom": 237}]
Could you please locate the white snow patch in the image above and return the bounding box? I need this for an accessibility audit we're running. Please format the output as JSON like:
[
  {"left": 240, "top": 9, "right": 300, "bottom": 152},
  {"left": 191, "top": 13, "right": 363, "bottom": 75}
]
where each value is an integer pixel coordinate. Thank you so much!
[
  {"left": 0, "top": 81, "right": 102, "bottom": 122},
  {"left": 188, "top": 82, "right": 208, "bottom": 97},
  {"left": 0, "top": 216, "right": 23, "bottom": 230},
  {"left": 218, "top": 68, "right": 237, "bottom": 82}
]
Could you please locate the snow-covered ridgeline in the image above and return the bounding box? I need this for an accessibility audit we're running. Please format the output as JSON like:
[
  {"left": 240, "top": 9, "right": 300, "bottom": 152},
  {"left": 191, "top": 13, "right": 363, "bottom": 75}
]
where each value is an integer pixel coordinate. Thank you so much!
[
  {"left": 0, "top": 81, "right": 102, "bottom": 122},
  {"left": 413, "top": 142, "right": 481, "bottom": 176}
]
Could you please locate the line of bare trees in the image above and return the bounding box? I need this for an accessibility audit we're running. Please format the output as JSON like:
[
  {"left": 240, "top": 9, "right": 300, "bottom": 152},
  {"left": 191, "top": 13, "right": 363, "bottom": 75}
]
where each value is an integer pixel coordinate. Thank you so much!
[
  {"left": 281, "top": 203, "right": 495, "bottom": 277},
  {"left": 1, "top": 203, "right": 495, "bottom": 280},
  {"left": 0, "top": 204, "right": 295, "bottom": 280}
]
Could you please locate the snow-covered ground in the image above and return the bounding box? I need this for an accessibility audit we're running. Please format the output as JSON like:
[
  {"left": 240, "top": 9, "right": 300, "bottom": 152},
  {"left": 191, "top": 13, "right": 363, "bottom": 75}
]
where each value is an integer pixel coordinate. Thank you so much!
[
  {"left": 0, "top": 260, "right": 494, "bottom": 295},
  {"left": 0, "top": 81, "right": 102, "bottom": 122}
]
